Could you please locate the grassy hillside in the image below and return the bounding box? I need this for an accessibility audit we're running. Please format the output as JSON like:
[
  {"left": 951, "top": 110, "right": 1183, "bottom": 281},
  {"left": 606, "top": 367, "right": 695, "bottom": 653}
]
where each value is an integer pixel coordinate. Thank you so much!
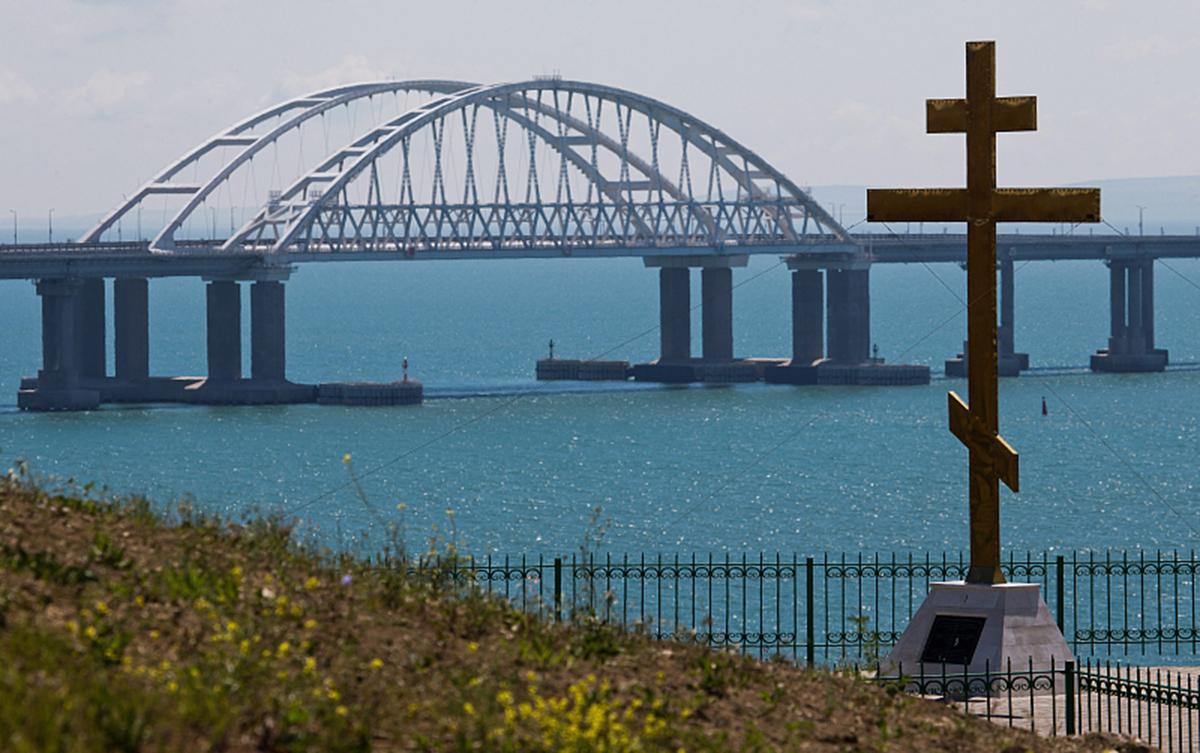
[{"left": 0, "top": 470, "right": 1142, "bottom": 752}]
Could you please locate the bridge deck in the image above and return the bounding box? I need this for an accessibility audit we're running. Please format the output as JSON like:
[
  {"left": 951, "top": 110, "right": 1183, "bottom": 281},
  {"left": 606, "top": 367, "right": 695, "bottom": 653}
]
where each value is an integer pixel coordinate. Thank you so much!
[{"left": 0, "top": 234, "right": 1198, "bottom": 280}]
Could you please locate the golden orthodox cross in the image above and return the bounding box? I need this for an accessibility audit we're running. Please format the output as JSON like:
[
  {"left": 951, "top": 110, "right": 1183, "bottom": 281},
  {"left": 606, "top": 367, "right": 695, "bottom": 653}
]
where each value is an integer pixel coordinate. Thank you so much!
[{"left": 867, "top": 41, "right": 1100, "bottom": 585}]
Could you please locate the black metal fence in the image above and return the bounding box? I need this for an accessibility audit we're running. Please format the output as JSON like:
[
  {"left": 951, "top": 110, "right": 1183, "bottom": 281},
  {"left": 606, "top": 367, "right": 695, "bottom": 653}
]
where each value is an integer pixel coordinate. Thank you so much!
[
  {"left": 866, "top": 658, "right": 1200, "bottom": 752},
  {"left": 461, "top": 549, "right": 1199, "bottom": 665}
]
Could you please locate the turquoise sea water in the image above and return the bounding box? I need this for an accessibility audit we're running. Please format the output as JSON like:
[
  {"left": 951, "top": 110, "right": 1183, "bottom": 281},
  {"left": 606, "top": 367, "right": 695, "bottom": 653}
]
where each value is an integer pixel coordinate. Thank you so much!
[{"left": 1, "top": 256, "right": 1198, "bottom": 556}]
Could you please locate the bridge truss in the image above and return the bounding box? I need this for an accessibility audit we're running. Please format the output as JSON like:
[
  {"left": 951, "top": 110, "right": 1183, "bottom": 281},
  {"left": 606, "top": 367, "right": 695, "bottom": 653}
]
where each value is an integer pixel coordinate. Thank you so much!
[{"left": 82, "top": 79, "right": 850, "bottom": 257}]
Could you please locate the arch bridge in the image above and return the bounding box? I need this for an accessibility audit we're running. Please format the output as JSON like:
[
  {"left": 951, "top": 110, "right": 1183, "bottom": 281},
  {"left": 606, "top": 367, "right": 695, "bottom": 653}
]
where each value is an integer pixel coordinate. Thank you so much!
[
  {"left": 82, "top": 78, "right": 849, "bottom": 258},
  {"left": 7, "top": 78, "right": 1198, "bottom": 410}
]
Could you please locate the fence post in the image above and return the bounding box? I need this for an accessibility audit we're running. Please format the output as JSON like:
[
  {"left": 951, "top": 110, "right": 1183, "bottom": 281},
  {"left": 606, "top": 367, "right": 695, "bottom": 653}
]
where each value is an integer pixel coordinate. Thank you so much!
[
  {"left": 805, "top": 556, "right": 815, "bottom": 667},
  {"left": 1055, "top": 555, "right": 1065, "bottom": 634},
  {"left": 553, "top": 557, "right": 562, "bottom": 623},
  {"left": 1064, "top": 660, "right": 1076, "bottom": 736}
]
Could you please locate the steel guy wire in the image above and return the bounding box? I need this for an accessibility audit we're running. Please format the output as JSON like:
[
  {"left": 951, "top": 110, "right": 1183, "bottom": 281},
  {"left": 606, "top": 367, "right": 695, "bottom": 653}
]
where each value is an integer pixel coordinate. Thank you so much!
[{"left": 1032, "top": 376, "right": 1200, "bottom": 540}]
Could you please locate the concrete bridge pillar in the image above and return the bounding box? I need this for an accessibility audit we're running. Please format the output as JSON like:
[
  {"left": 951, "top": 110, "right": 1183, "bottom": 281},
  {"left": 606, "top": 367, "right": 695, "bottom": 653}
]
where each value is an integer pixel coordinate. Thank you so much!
[
  {"left": 36, "top": 278, "right": 82, "bottom": 389},
  {"left": 206, "top": 280, "right": 242, "bottom": 381},
  {"left": 1127, "top": 262, "right": 1145, "bottom": 354},
  {"left": 251, "top": 280, "right": 286, "bottom": 381},
  {"left": 78, "top": 278, "right": 106, "bottom": 380},
  {"left": 658, "top": 267, "right": 690, "bottom": 362},
  {"left": 946, "top": 257, "right": 1028, "bottom": 377},
  {"left": 1107, "top": 260, "right": 1127, "bottom": 354},
  {"left": 701, "top": 267, "right": 733, "bottom": 362},
  {"left": 1092, "top": 258, "right": 1166, "bottom": 372},
  {"left": 17, "top": 278, "right": 101, "bottom": 410},
  {"left": 114, "top": 278, "right": 149, "bottom": 381},
  {"left": 790, "top": 268, "right": 824, "bottom": 365},
  {"left": 1142, "top": 261, "right": 1156, "bottom": 351},
  {"left": 826, "top": 268, "right": 870, "bottom": 364}
]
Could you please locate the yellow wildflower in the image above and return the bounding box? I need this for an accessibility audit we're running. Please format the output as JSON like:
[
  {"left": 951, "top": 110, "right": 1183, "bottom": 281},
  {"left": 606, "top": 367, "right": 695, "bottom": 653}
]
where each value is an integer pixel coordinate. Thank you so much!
[
  {"left": 463, "top": 702, "right": 476, "bottom": 716},
  {"left": 304, "top": 576, "right": 320, "bottom": 590},
  {"left": 369, "top": 658, "right": 384, "bottom": 670},
  {"left": 94, "top": 600, "right": 109, "bottom": 615},
  {"left": 134, "top": 595, "right": 145, "bottom": 607},
  {"left": 84, "top": 625, "right": 98, "bottom": 639},
  {"left": 276, "top": 641, "right": 291, "bottom": 658},
  {"left": 467, "top": 641, "right": 479, "bottom": 652},
  {"left": 304, "top": 657, "right": 317, "bottom": 674},
  {"left": 66, "top": 620, "right": 79, "bottom": 634},
  {"left": 327, "top": 689, "right": 340, "bottom": 701},
  {"left": 167, "top": 681, "right": 178, "bottom": 693},
  {"left": 335, "top": 705, "right": 349, "bottom": 717},
  {"left": 303, "top": 618, "right": 317, "bottom": 630}
]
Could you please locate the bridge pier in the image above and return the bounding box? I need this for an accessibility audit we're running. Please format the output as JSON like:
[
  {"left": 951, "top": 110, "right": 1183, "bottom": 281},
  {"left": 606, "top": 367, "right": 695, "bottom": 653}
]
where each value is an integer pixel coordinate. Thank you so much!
[
  {"left": 700, "top": 267, "right": 733, "bottom": 362},
  {"left": 251, "top": 280, "right": 286, "bottom": 382},
  {"left": 1091, "top": 258, "right": 1167, "bottom": 372},
  {"left": 791, "top": 268, "right": 824, "bottom": 365},
  {"left": 766, "top": 258, "right": 929, "bottom": 386},
  {"left": 17, "top": 279, "right": 101, "bottom": 410},
  {"left": 946, "top": 257, "right": 1029, "bottom": 377},
  {"left": 114, "top": 277, "right": 150, "bottom": 382},
  {"left": 631, "top": 256, "right": 755, "bottom": 383},
  {"left": 206, "top": 280, "right": 242, "bottom": 382},
  {"left": 658, "top": 267, "right": 690, "bottom": 363},
  {"left": 78, "top": 278, "right": 106, "bottom": 380}
]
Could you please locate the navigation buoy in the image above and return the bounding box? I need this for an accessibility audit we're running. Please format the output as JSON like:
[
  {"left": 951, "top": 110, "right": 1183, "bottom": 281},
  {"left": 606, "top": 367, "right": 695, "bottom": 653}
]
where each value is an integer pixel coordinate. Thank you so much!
[{"left": 1041, "top": 396, "right": 1047, "bottom": 416}]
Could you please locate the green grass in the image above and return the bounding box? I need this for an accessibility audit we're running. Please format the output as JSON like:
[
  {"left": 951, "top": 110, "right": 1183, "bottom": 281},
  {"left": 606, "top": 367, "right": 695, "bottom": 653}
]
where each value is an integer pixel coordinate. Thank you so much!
[{"left": 0, "top": 469, "right": 1135, "bottom": 753}]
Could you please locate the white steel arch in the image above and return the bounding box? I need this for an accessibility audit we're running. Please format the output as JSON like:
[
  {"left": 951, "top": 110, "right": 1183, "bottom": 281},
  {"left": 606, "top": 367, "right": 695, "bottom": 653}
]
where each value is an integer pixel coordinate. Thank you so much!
[
  {"left": 80, "top": 80, "right": 475, "bottom": 245},
  {"left": 240, "top": 80, "right": 848, "bottom": 253}
]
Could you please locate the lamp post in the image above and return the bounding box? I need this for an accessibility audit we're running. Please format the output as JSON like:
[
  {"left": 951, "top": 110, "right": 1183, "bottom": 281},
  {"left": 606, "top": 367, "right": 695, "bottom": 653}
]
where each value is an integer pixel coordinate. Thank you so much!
[
  {"left": 48, "top": 208, "right": 54, "bottom": 244},
  {"left": 8, "top": 209, "right": 15, "bottom": 245},
  {"left": 1136, "top": 205, "right": 1147, "bottom": 236}
]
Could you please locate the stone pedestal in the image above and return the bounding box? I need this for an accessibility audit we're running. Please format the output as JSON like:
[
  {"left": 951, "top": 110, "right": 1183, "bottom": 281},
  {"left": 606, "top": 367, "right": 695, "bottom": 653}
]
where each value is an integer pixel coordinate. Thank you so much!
[{"left": 884, "top": 581, "right": 1071, "bottom": 676}]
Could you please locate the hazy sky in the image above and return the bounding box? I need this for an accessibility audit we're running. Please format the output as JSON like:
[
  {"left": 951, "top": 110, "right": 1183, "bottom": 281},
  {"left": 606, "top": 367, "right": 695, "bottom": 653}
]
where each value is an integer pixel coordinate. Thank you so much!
[{"left": 2, "top": 0, "right": 1198, "bottom": 219}]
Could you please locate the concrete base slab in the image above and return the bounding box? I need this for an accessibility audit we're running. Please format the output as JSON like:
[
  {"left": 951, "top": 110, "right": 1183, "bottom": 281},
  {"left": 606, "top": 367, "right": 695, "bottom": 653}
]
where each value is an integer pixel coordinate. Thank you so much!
[
  {"left": 536, "top": 359, "right": 631, "bottom": 381},
  {"left": 17, "top": 384, "right": 101, "bottom": 411},
  {"left": 17, "top": 376, "right": 320, "bottom": 407},
  {"left": 317, "top": 381, "right": 423, "bottom": 406},
  {"left": 763, "top": 361, "right": 820, "bottom": 385},
  {"left": 697, "top": 361, "right": 762, "bottom": 383},
  {"left": 945, "top": 352, "right": 1030, "bottom": 378},
  {"left": 630, "top": 361, "right": 699, "bottom": 383},
  {"left": 184, "top": 379, "right": 318, "bottom": 405},
  {"left": 631, "top": 359, "right": 786, "bottom": 384},
  {"left": 884, "top": 582, "right": 1072, "bottom": 682},
  {"left": 817, "top": 362, "right": 931, "bottom": 386},
  {"left": 1090, "top": 348, "right": 1168, "bottom": 373}
]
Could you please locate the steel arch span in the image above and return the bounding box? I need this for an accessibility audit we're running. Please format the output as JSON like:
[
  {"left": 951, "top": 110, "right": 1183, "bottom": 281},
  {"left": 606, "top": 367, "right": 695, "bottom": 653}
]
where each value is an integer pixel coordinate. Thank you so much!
[{"left": 84, "top": 78, "right": 852, "bottom": 258}]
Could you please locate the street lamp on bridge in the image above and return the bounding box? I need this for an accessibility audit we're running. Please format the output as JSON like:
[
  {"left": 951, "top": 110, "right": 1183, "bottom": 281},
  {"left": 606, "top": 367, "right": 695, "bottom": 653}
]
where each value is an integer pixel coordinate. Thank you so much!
[{"left": 48, "top": 209, "right": 54, "bottom": 244}]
